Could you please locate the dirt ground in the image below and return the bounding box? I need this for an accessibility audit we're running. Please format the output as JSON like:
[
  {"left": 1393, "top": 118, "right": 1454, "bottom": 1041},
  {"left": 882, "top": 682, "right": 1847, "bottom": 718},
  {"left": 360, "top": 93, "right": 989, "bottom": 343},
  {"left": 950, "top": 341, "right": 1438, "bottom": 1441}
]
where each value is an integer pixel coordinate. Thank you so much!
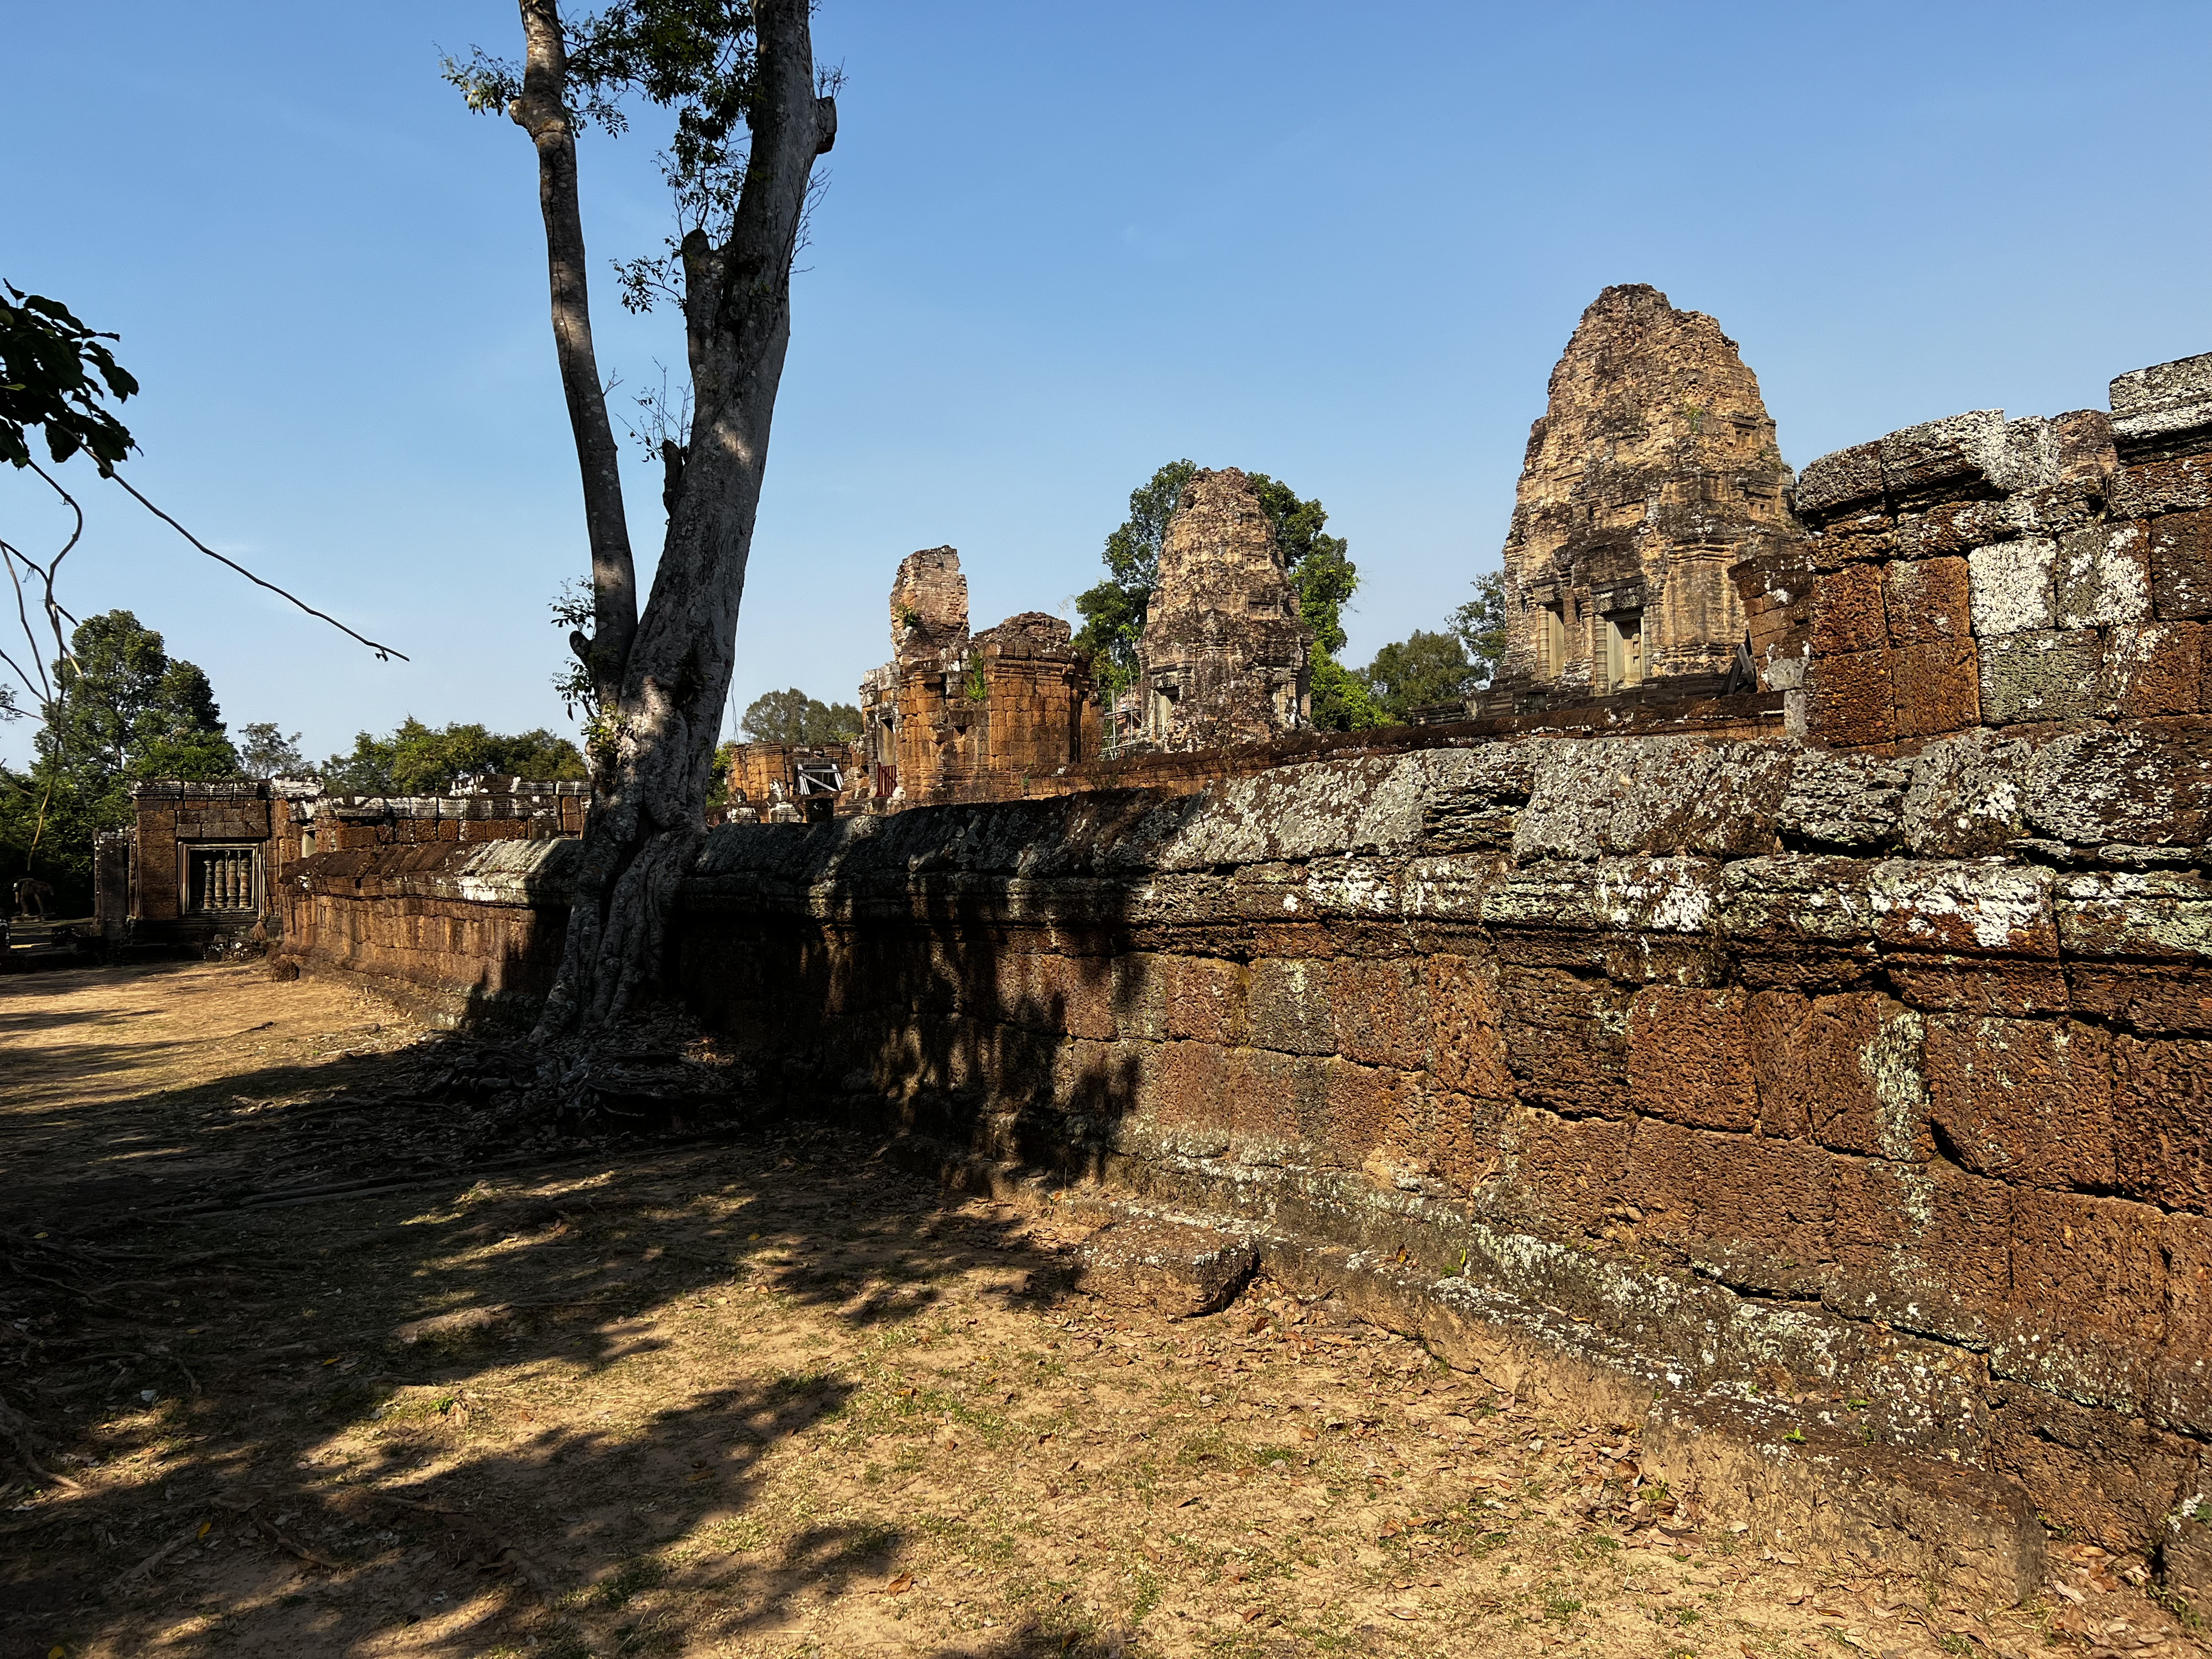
[{"left": 2, "top": 962, "right": 2201, "bottom": 1658}]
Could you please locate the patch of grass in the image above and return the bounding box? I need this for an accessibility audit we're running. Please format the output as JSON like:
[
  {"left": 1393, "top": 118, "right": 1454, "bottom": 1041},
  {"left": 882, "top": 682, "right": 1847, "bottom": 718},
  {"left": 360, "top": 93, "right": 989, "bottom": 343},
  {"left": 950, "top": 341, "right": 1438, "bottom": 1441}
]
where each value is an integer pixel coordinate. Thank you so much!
[{"left": 594, "top": 1553, "right": 667, "bottom": 1608}]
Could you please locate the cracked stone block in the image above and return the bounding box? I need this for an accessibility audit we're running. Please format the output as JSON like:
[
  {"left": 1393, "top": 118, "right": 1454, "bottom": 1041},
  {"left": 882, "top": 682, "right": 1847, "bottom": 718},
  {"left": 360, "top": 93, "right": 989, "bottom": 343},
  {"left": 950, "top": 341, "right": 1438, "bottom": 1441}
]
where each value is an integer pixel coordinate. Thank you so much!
[
  {"left": 1879, "top": 410, "right": 2010, "bottom": 508},
  {"left": 1977, "top": 629, "right": 2100, "bottom": 725},
  {"left": 1072, "top": 1216, "right": 1259, "bottom": 1318},
  {"left": 1778, "top": 750, "right": 1907, "bottom": 851}
]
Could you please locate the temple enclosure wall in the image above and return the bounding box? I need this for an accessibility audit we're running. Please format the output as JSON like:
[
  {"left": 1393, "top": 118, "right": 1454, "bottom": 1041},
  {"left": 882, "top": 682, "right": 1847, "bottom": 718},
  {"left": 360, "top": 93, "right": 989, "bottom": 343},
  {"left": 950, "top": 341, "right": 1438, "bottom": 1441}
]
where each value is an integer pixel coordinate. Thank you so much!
[
  {"left": 276, "top": 726, "right": 2212, "bottom": 1601},
  {"left": 266, "top": 345, "right": 2212, "bottom": 1603}
]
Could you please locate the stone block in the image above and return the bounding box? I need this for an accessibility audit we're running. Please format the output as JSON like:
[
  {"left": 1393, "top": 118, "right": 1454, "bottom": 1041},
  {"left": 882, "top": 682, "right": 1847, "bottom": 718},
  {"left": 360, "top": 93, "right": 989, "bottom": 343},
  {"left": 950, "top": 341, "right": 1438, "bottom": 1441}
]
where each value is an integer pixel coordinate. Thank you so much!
[
  {"left": 1326, "top": 958, "right": 1427, "bottom": 1071},
  {"left": 1897, "top": 498, "right": 2015, "bottom": 559},
  {"left": 1976, "top": 629, "right": 2101, "bottom": 726},
  {"left": 1878, "top": 410, "right": 2010, "bottom": 508},
  {"left": 1900, "top": 729, "right": 2035, "bottom": 856},
  {"left": 2099, "top": 621, "right": 2202, "bottom": 717},
  {"left": 2153, "top": 1211, "right": 2212, "bottom": 1436},
  {"left": 1427, "top": 1090, "right": 1511, "bottom": 1192},
  {"left": 1794, "top": 441, "right": 1887, "bottom": 524},
  {"left": 2110, "top": 351, "right": 2212, "bottom": 466},
  {"left": 1883, "top": 957, "right": 2071, "bottom": 1018},
  {"left": 2008, "top": 1188, "right": 2168, "bottom": 1350},
  {"left": 2071, "top": 962, "right": 2212, "bottom": 1036},
  {"left": 2150, "top": 508, "right": 2212, "bottom": 620},
  {"left": 1627, "top": 1118, "right": 1832, "bottom": 1281},
  {"left": 1812, "top": 562, "right": 1888, "bottom": 655},
  {"left": 2112, "top": 1036, "right": 2212, "bottom": 1215},
  {"left": 1225, "top": 1047, "right": 1326, "bottom": 1144},
  {"left": 1245, "top": 959, "right": 1331, "bottom": 1055},
  {"left": 1499, "top": 1108, "right": 1634, "bottom": 1235},
  {"left": 1715, "top": 855, "right": 1879, "bottom": 959},
  {"left": 1924, "top": 1015, "right": 2114, "bottom": 1189},
  {"left": 2054, "top": 520, "right": 2151, "bottom": 628},
  {"left": 1427, "top": 954, "right": 1512, "bottom": 1099},
  {"left": 1966, "top": 538, "right": 2058, "bottom": 637},
  {"left": 1882, "top": 556, "right": 1972, "bottom": 649},
  {"left": 1161, "top": 955, "right": 1247, "bottom": 1046},
  {"left": 1073, "top": 1216, "right": 1258, "bottom": 1318},
  {"left": 1869, "top": 858, "right": 2057, "bottom": 958},
  {"left": 1747, "top": 989, "right": 1925, "bottom": 1157},
  {"left": 1890, "top": 638, "right": 1981, "bottom": 738},
  {"left": 1777, "top": 750, "right": 1907, "bottom": 851},
  {"left": 2111, "top": 454, "right": 2212, "bottom": 519},
  {"left": 1147, "top": 1039, "right": 1229, "bottom": 1127},
  {"left": 1323, "top": 1057, "right": 1412, "bottom": 1164},
  {"left": 1626, "top": 985, "right": 1757, "bottom": 1131},
  {"left": 1511, "top": 737, "right": 1796, "bottom": 862},
  {"left": 1989, "top": 1383, "right": 2201, "bottom": 1554},
  {"left": 1811, "top": 646, "right": 1896, "bottom": 746},
  {"left": 1829, "top": 1157, "right": 2013, "bottom": 1328},
  {"left": 2024, "top": 724, "right": 2212, "bottom": 847},
  {"left": 1496, "top": 966, "right": 1630, "bottom": 1118}
]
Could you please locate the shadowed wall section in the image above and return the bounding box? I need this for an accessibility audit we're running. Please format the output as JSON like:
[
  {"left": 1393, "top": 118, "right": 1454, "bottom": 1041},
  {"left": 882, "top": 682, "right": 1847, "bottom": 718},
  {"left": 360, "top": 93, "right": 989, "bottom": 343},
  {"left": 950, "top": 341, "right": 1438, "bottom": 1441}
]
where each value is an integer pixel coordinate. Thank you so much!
[{"left": 276, "top": 729, "right": 2212, "bottom": 1595}]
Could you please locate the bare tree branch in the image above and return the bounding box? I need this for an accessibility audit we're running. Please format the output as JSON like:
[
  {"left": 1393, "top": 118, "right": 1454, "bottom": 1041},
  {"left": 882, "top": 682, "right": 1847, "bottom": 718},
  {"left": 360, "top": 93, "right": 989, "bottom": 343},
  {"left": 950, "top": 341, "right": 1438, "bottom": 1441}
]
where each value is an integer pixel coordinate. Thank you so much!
[{"left": 102, "top": 472, "right": 410, "bottom": 662}]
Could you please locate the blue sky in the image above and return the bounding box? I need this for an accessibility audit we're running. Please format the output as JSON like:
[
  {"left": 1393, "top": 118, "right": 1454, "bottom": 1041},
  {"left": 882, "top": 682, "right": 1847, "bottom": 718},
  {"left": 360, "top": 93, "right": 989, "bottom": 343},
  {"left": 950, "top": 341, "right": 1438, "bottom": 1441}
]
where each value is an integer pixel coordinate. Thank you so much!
[{"left": 4, "top": 1, "right": 2208, "bottom": 768}]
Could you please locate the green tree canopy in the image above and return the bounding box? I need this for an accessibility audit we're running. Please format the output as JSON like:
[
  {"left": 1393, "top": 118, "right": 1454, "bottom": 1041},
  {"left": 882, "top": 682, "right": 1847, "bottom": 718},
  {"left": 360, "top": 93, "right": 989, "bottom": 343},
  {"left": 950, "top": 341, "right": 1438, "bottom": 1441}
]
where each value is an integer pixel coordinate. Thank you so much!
[
  {"left": 738, "top": 688, "right": 861, "bottom": 747},
  {"left": 1452, "top": 571, "right": 1509, "bottom": 684},
  {"left": 1072, "top": 459, "right": 1196, "bottom": 681},
  {"left": 237, "top": 722, "right": 309, "bottom": 780},
  {"left": 1075, "top": 462, "right": 1376, "bottom": 729},
  {"left": 2, "top": 609, "right": 237, "bottom": 905},
  {"left": 1362, "top": 629, "right": 1478, "bottom": 721},
  {"left": 320, "top": 719, "right": 588, "bottom": 796}
]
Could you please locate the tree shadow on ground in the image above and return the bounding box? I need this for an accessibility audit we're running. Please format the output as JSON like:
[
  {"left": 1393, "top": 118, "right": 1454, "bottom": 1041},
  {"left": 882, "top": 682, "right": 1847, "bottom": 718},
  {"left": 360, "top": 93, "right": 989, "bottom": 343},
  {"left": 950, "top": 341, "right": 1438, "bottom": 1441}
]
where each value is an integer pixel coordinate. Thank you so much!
[{"left": 0, "top": 1003, "right": 1120, "bottom": 1657}]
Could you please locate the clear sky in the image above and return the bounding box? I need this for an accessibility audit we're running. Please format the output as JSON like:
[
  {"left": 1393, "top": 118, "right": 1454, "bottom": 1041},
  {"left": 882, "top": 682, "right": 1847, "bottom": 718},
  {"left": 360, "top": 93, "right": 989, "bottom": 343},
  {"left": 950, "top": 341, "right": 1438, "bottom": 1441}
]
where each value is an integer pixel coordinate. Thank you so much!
[{"left": 3, "top": 1, "right": 2208, "bottom": 769}]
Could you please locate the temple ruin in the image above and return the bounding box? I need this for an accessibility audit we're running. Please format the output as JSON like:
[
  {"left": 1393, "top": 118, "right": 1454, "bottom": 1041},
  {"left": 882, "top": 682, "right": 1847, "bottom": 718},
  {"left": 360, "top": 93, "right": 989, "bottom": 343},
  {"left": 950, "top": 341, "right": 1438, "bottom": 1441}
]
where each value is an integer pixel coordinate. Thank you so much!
[
  {"left": 1483, "top": 284, "right": 1798, "bottom": 711},
  {"left": 1135, "top": 467, "right": 1312, "bottom": 748},
  {"left": 92, "top": 314, "right": 2212, "bottom": 1613},
  {"left": 857, "top": 545, "right": 1100, "bottom": 808}
]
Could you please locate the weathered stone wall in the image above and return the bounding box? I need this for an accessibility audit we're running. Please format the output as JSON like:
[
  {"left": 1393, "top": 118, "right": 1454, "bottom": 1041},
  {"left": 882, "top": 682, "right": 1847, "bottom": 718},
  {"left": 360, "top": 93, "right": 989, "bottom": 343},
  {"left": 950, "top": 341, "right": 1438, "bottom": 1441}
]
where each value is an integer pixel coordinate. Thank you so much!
[
  {"left": 1736, "top": 351, "right": 2212, "bottom": 748},
  {"left": 272, "top": 839, "right": 578, "bottom": 1026},
  {"left": 277, "top": 729, "right": 2212, "bottom": 1591}
]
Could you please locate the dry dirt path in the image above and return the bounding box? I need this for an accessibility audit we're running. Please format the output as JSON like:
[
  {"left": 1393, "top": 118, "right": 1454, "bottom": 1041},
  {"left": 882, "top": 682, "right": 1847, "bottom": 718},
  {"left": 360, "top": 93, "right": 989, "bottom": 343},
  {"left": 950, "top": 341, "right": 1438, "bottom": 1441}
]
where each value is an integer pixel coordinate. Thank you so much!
[{"left": 1, "top": 963, "right": 2197, "bottom": 1658}]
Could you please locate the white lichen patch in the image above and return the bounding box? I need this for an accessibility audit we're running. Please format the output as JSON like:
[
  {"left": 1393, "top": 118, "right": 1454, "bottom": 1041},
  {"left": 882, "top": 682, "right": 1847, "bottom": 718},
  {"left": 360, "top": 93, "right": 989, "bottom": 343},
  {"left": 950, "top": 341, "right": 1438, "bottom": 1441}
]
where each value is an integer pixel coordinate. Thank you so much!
[{"left": 1967, "top": 538, "right": 2058, "bottom": 637}]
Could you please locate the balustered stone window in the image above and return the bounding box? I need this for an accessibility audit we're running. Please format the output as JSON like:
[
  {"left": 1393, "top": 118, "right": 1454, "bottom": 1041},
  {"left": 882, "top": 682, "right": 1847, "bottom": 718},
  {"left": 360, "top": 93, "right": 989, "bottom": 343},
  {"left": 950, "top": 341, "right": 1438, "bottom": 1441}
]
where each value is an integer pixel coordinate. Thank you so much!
[{"left": 185, "top": 844, "right": 259, "bottom": 914}]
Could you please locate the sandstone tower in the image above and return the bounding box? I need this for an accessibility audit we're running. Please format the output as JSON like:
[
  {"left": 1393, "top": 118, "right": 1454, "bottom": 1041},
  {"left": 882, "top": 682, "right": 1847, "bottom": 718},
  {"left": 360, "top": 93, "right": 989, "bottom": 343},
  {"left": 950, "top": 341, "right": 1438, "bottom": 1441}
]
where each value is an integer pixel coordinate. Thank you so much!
[
  {"left": 858, "top": 546, "right": 1100, "bottom": 807},
  {"left": 1137, "top": 468, "right": 1313, "bottom": 748},
  {"left": 1498, "top": 284, "right": 1799, "bottom": 696}
]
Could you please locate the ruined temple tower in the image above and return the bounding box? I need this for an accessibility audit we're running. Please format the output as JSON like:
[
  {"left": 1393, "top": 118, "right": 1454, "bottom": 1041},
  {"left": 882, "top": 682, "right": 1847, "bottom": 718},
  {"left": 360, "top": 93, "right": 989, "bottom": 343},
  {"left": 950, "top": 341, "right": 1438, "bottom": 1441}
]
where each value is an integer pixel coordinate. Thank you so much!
[
  {"left": 1498, "top": 284, "right": 1799, "bottom": 695},
  {"left": 1136, "top": 468, "right": 1313, "bottom": 748},
  {"left": 857, "top": 545, "right": 1099, "bottom": 806}
]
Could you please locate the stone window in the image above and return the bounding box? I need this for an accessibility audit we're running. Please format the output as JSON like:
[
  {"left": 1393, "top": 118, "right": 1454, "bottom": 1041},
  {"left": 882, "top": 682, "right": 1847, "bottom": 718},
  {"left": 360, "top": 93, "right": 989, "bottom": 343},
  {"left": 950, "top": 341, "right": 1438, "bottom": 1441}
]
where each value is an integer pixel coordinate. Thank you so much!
[
  {"left": 1602, "top": 611, "right": 1644, "bottom": 690},
  {"left": 1537, "top": 604, "right": 1567, "bottom": 679},
  {"left": 185, "top": 843, "right": 259, "bottom": 913}
]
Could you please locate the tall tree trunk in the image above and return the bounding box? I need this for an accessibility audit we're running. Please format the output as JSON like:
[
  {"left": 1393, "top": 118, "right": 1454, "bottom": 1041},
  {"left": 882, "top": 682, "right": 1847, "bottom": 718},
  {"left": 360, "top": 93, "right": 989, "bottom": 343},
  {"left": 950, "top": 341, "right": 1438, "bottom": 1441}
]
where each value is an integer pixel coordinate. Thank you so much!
[
  {"left": 510, "top": 0, "right": 637, "bottom": 713},
  {"left": 533, "top": 0, "right": 836, "bottom": 1036}
]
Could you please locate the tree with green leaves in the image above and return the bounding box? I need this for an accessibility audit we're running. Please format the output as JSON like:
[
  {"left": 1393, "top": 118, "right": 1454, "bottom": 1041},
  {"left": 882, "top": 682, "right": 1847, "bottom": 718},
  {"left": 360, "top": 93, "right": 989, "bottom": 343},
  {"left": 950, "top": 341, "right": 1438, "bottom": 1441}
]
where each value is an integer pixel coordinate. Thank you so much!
[
  {"left": 0, "top": 610, "right": 239, "bottom": 908},
  {"left": 1452, "top": 570, "right": 1509, "bottom": 685},
  {"left": 3, "top": 281, "right": 403, "bottom": 899},
  {"left": 738, "top": 687, "right": 860, "bottom": 746},
  {"left": 1072, "top": 460, "right": 1196, "bottom": 685},
  {"left": 237, "top": 723, "right": 309, "bottom": 780},
  {"left": 321, "top": 719, "right": 589, "bottom": 797},
  {"left": 444, "top": 0, "right": 838, "bottom": 1032},
  {"left": 1361, "top": 629, "right": 1478, "bottom": 721},
  {"left": 1075, "top": 462, "right": 1379, "bottom": 731}
]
